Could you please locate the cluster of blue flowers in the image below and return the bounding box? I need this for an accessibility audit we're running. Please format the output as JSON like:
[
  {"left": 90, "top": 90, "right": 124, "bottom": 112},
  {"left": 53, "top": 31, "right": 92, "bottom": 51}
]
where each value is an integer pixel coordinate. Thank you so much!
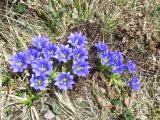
[
  {"left": 9, "top": 32, "right": 140, "bottom": 91},
  {"left": 10, "top": 32, "right": 90, "bottom": 90},
  {"left": 95, "top": 42, "right": 140, "bottom": 90}
]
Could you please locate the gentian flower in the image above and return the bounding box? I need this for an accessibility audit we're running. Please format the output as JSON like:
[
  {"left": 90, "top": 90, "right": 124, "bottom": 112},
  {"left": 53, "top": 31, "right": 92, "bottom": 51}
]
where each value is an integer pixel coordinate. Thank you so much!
[
  {"left": 30, "top": 75, "right": 48, "bottom": 90},
  {"left": 72, "top": 59, "right": 90, "bottom": 77},
  {"left": 25, "top": 48, "right": 39, "bottom": 64},
  {"left": 128, "top": 76, "right": 140, "bottom": 91},
  {"left": 124, "top": 60, "right": 136, "bottom": 73},
  {"left": 112, "top": 51, "right": 123, "bottom": 61},
  {"left": 100, "top": 51, "right": 113, "bottom": 66},
  {"left": 31, "top": 35, "right": 49, "bottom": 49},
  {"left": 68, "top": 32, "right": 87, "bottom": 47},
  {"left": 95, "top": 42, "right": 108, "bottom": 54},
  {"left": 43, "top": 43, "right": 57, "bottom": 59},
  {"left": 32, "top": 58, "right": 53, "bottom": 76},
  {"left": 54, "top": 44, "right": 72, "bottom": 63},
  {"left": 9, "top": 52, "right": 27, "bottom": 72},
  {"left": 110, "top": 60, "right": 124, "bottom": 74},
  {"left": 73, "top": 47, "right": 88, "bottom": 60},
  {"left": 54, "top": 72, "right": 74, "bottom": 90}
]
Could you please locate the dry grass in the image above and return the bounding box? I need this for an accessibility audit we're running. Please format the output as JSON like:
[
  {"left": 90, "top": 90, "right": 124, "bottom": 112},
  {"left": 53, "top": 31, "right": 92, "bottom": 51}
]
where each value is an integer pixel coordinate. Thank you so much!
[{"left": 0, "top": 0, "right": 160, "bottom": 120}]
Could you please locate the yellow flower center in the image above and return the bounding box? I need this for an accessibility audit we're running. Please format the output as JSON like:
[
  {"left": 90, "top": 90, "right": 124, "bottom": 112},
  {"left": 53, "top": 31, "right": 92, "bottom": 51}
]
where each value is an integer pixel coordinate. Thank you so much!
[
  {"left": 112, "top": 66, "right": 117, "bottom": 70},
  {"left": 36, "top": 79, "right": 42, "bottom": 85},
  {"left": 104, "top": 58, "right": 109, "bottom": 63},
  {"left": 39, "top": 65, "right": 46, "bottom": 72},
  {"left": 61, "top": 53, "right": 66, "bottom": 58},
  {"left": 17, "top": 62, "right": 23, "bottom": 67},
  {"left": 63, "top": 78, "right": 68, "bottom": 83},
  {"left": 76, "top": 65, "right": 82, "bottom": 71}
]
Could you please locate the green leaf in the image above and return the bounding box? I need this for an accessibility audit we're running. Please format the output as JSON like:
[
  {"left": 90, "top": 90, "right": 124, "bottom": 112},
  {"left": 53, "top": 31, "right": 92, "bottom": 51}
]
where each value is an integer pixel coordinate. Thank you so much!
[
  {"left": 18, "top": 99, "right": 30, "bottom": 105},
  {"left": 5, "top": 109, "right": 12, "bottom": 117},
  {"left": 48, "top": 68, "right": 58, "bottom": 81},
  {"left": 15, "top": 39, "right": 23, "bottom": 50},
  {"left": 109, "top": 99, "right": 122, "bottom": 106},
  {"left": 157, "top": 5, "right": 160, "bottom": 15},
  {"left": 117, "top": 0, "right": 128, "bottom": 6},
  {"left": 15, "top": 90, "right": 24, "bottom": 97},
  {"left": 51, "top": 102, "right": 61, "bottom": 115},
  {"left": 16, "top": 3, "right": 27, "bottom": 14},
  {"left": 51, "top": 0, "right": 58, "bottom": 7},
  {"left": 51, "top": 10, "right": 59, "bottom": 18},
  {"left": 137, "top": 47, "right": 145, "bottom": 54},
  {"left": 62, "top": 66, "right": 67, "bottom": 72},
  {"left": 124, "top": 109, "right": 135, "bottom": 120},
  {"left": 109, "top": 73, "right": 123, "bottom": 86},
  {"left": 2, "top": 72, "right": 12, "bottom": 85}
]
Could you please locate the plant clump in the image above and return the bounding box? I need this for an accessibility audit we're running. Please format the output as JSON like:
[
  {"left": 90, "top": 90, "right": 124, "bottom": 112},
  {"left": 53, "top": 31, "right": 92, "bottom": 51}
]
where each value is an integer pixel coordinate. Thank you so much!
[{"left": 9, "top": 32, "right": 140, "bottom": 91}]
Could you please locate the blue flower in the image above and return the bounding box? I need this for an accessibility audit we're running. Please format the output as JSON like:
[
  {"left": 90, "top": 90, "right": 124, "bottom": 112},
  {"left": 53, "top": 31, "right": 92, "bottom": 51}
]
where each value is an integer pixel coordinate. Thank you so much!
[
  {"left": 124, "top": 60, "right": 136, "bottom": 73},
  {"left": 110, "top": 60, "right": 124, "bottom": 74},
  {"left": 72, "top": 59, "right": 90, "bottom": 77},
  {"left": 73, "top": 47, "right": 88, "bottom": 60},
  {"left": 112, "top": 51, "right": 123, "bottom": 61},
  {"left": 54, "top": 72, "right": 74, "bottom": 90},
  {"left": 128, "top": 76, "right": 140, "bottom": 91},
  {"left": 10, "top": 52, "right": 27, "bottom": 72},
  {"left": 68, "top": 32, "right": 87, "bottom": 47},
  {"left": 43, "top": 43, "right": 57, "bottom": 59},
  {"left": 25, "top": 48, "right": 39, "bottom": 64},
  {"left": 31, "top": 35, "right": 49, "bottom": 49},
  {"left": 54, "top": 44, "right": 72, "bottom": 63},
  {"left": 30, "top": 75, "right": 48, "bottom": 90},
  {"left": 32, "top": 58, "right": 53, "bottom": 76},
  {"left": 95, "top": 42, "right": 108, "bottom": 54},
  {"left": 100, "top": 51, "right": 113, "bottom": 66}
]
